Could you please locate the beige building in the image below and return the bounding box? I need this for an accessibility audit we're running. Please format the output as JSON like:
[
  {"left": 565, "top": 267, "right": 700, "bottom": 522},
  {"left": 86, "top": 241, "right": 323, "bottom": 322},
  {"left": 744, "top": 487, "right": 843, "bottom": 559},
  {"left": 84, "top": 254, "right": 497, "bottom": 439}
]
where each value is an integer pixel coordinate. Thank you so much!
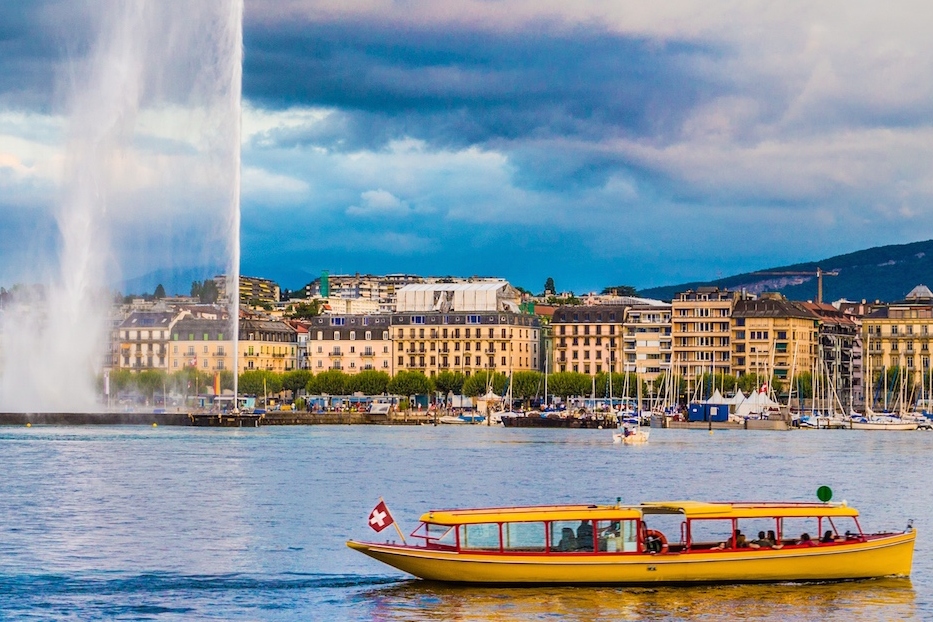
[
  {"left": 168, "top": 318, "right": 235, "bottom": 374},
  {"left": 392, "top": 311, "right": 540, "bottom": 377},
  {"left": 115, "top": 311, "right": 177, "bottom": 371},
  {"left": 551, "top": 305, "right": 626, "bottom": 375},
  {"left": 238, "top": 317, "right": 298, "bottom": 373},
  {"left": 731, "top": 294, "right": 819, "bottom": 384},
  {"left": 304, "top": 315, "right": 393, "bottom": 373},
  {"left": 671, "top": 288, "right": 736, "bottom": 386},
  {"left": 623, "top": 304, "right": 672, "bottom": 380},
  {"left": 862, "top": 285, "right": 933, "bottom": 403}
]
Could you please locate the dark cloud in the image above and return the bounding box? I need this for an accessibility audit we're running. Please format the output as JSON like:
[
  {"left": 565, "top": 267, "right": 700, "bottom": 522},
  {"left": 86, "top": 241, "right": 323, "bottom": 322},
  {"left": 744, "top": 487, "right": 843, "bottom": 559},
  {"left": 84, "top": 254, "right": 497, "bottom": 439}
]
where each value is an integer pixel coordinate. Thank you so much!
[{"left": 243, "top": 19, "right": 722, "bottom": 150}]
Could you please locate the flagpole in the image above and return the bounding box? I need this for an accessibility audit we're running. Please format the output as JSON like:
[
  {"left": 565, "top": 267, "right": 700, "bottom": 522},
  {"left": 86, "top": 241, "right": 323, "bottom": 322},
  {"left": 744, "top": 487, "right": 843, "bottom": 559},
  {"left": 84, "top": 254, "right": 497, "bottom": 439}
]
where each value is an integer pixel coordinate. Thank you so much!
[{"left": 382, "top": 497, "right": 407, "bottom": 544}]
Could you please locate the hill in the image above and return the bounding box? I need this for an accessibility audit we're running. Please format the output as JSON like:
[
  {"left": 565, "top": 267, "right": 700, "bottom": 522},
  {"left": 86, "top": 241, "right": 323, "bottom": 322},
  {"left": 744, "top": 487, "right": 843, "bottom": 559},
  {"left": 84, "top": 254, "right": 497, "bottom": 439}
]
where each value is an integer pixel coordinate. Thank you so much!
[{"left": 637, "top": 239, "right": 933, "bottom": 303}]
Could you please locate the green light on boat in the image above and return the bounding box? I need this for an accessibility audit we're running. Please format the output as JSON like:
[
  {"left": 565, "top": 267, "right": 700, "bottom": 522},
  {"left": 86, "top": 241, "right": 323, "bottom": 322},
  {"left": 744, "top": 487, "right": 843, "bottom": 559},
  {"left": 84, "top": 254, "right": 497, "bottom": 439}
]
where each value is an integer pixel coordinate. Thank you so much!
[{"left": 817, "top": 486, "right": 833, "bottom": 502}]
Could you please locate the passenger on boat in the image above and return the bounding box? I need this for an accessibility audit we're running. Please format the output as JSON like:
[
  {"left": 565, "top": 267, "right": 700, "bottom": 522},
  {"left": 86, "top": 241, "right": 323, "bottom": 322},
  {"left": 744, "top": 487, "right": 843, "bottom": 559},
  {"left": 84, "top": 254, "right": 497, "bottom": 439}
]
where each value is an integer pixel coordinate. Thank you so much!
[
  {"left": 799, "top": 533, "right": 818, "bottom": 547},
  {"left": 750, "top": 531, "right": 771, "bottom": 548},
  {"left": 576, "top": 521, "right": 594, "bottom": 551},
  {"left": 557, "top": 528, "right": 576, "bottom": 552},
  {"left": 718, "top": 529, "right": 749, "bottom": 549},
  {"left": 821, "top": 530, "right": 842, "bottom": 543},
  {"left": 765, "top": 530, "right": 783, "bottom": 549}
]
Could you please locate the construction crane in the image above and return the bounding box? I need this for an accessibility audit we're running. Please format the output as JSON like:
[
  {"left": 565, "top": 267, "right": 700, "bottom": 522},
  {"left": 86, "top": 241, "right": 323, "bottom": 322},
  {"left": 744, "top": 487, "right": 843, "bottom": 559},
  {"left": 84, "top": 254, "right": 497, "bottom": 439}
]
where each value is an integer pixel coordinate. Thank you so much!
[{"left": 748, "top": 267, "right": 839, "bottom": 304}]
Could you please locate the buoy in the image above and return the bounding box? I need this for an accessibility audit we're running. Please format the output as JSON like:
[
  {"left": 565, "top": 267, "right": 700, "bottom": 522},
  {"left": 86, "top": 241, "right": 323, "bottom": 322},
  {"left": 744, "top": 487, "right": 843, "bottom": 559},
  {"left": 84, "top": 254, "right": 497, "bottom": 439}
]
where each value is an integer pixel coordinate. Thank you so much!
[
  {"left": 709, "top": 430, "right": 714, "bottom": 435},
  {"left": 152, "top": 423, "right": 158, "bottom": 428},
  {"left": 25, "top": 422, "right": 31, "bottom": 428}
]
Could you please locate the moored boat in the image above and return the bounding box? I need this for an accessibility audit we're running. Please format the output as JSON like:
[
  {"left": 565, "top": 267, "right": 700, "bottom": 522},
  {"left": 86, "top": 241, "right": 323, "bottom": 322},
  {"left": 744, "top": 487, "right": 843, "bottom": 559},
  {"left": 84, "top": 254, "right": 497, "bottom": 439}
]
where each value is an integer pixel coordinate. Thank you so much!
[{"left": 347, "top": 500, "right": 914, "bottom": 584}]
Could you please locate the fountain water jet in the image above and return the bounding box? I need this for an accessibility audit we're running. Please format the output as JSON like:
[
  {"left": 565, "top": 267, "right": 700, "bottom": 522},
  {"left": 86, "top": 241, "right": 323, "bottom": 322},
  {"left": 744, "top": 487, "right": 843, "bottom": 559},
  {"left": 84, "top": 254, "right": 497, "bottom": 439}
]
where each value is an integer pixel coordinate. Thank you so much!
[{"left": 0, "top": 1, "right": 242, "bottom": 413}]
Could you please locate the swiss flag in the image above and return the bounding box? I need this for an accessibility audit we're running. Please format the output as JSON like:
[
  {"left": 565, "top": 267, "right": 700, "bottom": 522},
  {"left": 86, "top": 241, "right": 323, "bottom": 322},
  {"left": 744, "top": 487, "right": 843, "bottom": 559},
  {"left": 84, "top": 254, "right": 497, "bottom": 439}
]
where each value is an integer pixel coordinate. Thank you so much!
[{"left": 368, "top": 500, "right": 394, "bottom": 533}]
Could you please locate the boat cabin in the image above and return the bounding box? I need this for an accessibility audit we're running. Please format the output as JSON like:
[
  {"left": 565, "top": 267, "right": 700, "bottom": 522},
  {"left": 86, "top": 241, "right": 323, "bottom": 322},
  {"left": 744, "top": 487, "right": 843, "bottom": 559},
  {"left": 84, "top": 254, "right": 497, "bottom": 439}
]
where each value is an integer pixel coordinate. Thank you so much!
[{"left": 406, "top": 501, "right": 866, "bottom": 556}]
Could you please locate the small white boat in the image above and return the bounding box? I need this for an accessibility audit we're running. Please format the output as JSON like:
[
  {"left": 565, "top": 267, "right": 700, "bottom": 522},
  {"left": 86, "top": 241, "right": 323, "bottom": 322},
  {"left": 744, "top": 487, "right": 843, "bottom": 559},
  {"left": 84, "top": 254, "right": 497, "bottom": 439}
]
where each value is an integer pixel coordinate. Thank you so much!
[
  {"left": 613, "top": 421, "right": 649, "bottom": 444},
  {"left": 850, "top": 416, "right": 918, "bottom": 431},
  {"left": 439, "top": 413, "right": 486, "bottom": 425}
]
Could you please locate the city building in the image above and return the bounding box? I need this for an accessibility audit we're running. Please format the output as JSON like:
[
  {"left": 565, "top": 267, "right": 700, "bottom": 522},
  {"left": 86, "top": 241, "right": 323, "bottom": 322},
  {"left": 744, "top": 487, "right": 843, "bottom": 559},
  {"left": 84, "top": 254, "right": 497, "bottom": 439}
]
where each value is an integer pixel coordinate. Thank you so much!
[
  {"left": 731, "top": 294, "right": 819, "bottom": 384},
  {"left": 862, "top": 285, "right": 933, "bottom": 406},
  {"left": 238, "top": 316, "right": 298, "bottom": 373},
  {"left": 623, "top": 303, "right": 673, "bottom": 380},
  {"left": 801, "top": 302, "right": 862, "bottom": 409},
  {"left": 671, "top": 288, "right": 737, "bottom": 388},
  {"left": 237, "top": 275, "right": 281, "bottom": 307},
  {"left": 304, "top": 315, "right": 393, "bottom": 373},
  {"left": 551, "top": 305, "right": 627, "bottom": 375},
  {"left": 168, "top": 318, "right": 234, "bottom": 374},
  {"left": 391, "top": 282, "right": 539, "bottom": 377},
  {"left": 115, "top": 311, "right": 177, "bottom": 371}
]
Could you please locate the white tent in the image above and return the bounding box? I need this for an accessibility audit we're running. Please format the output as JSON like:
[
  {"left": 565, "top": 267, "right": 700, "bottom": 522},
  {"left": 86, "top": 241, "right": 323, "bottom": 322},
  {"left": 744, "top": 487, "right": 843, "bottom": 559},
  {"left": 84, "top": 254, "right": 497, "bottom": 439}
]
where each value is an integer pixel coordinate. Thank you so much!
[{"left": 734, "top": 390, "right": 781, "bottom": 419}]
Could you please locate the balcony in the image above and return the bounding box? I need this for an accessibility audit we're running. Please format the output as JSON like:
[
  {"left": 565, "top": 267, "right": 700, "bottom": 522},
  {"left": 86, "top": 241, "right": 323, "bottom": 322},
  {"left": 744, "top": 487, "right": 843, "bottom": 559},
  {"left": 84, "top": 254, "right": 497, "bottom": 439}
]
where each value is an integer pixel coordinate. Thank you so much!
[{"left": 330, "top": 350, "right": 342, "bottom": 356}]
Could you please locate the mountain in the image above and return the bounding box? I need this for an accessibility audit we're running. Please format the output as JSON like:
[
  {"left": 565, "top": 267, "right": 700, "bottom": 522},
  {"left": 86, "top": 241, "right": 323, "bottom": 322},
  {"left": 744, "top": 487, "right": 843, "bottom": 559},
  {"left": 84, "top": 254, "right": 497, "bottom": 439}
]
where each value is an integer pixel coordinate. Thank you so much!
[
  {"left": 119, "top": 266, "right": 223, "bottom": 297},
  {"left": 637, "top": 239, "right": 933, "bottom": 303}
]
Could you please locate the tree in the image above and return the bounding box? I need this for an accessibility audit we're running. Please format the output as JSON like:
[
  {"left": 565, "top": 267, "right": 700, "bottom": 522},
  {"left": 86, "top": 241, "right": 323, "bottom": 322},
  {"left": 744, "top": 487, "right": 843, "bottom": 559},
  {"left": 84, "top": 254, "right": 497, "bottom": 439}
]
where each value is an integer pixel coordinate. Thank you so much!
[
  {"left": 461, "top": 371, "right": 507, "bottom": 397},
  {"left": 287, "top": 300, "right": 322, "bottom": 320},
  {"left": 136, "top": 369, "right": 168, "bottom": 401},
  {"left": 511, "top": 371, "right": 543, "bottom": 400},
  {"left": 282, "top": 370, "right": 312, "bottom": 396},
  {"left": 238, "top": 370, "right": 282, "bottom": 398},
  {"left": 308, "top": 369, "right": 348, "bottom": 395},
  {"left": 544, "top": 277, "right": 556, "bottom": 295},
  {"left": 108, "top": 368, "right": 134, "bottom": 395},
  {"left": 600, "top": 285, "right": 637, "bottom": 296},
  {"left": 791, "top": 371, "right": 813, "bottom": 399},
  {"left": 547, "top": 371, "right": 591, "bottom": 398},
  {"left": 387, "top": 370, "right": 434, "bottom": 396},
  {"left": 347, "top": 370, "right": 390, "bottom": 395},
  {"left": 190, "top": 279, "right": 220, "bottom": 304},
  {"left": 433, "top": 371, "right": 466, "bottom": 395},
  {"left": 153, "top": 283, "right": 166, "bottom": 299}
]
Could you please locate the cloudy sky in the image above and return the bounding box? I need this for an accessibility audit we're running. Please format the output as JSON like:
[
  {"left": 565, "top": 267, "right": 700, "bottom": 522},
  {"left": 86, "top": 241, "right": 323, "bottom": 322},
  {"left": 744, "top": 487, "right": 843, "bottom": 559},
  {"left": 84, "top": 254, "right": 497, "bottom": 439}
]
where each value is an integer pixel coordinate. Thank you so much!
[{"left": 1, "top": 1, "right": 932, "bottom": 294}]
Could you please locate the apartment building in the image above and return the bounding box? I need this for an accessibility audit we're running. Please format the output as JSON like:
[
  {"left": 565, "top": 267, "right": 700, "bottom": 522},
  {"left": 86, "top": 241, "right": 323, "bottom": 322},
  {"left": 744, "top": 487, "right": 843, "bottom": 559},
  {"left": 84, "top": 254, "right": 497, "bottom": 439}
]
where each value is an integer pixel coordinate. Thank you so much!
[
  {"left": 115, "top": 311, "right": 177, "bottom": 371},
  {"left": 304, "top": 315, "right": 393, "bottom": 373},
  {"left": 671, "top": 288, "right": 736, "bottom": 385},
  {"left": 551, "top": 305, "right": 626, "bottom": 375},
  {"left": 391, "top": 311, "right": 539, "bottom": 377},
  {"left": 391, "top": 282, "right": 539, "bottom": 376},
  {"left": 862, "top": 285, "right": 933, "bottom": 398},
  {"left": 731, "top": 294, "right": 819, "bottom": 383},
  {"left": 623, "top": 304, "right": 672, "bottom": 380},
  {"left": 168, "top": 318, "right": 234, "bottom": 374},
  {"left": 801, "top": 302, "right": 862, "bottom": 407},
  {"left": 238, "top": 317, "right": 298, "bottom": 373}
]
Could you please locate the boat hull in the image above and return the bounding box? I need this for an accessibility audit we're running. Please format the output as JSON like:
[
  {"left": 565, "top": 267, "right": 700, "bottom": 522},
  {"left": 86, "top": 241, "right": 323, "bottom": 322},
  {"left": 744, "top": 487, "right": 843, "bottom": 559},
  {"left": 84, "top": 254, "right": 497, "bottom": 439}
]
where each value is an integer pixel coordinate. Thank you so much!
[
  {"left": 850, "top": 422, "right": 918, "bottom": 431},
  {"left": 347, "top": 531, "right": 915, "bottom": 584}
]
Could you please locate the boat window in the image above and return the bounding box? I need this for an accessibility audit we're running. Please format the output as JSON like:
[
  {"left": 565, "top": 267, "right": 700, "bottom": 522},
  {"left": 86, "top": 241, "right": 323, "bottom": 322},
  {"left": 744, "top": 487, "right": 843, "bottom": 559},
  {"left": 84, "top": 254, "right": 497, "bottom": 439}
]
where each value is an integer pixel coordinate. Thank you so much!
[
  {"left": 502, "top": 522, "right": 546, "bottom": 552},
  {"left": 735, "top": 517, "right": 780, "bottom": 547},
  {"left": 458, "top": 523, "right": 500, "bottom": 551},
  {"left": 549, "top": 520, "right": 594, "bottom": 552},
  {"left": 779, "top": 517, "right": 823, "bottom": 546},
  {"left": 688, "top": 519, "right": 734, "bottom": 550},
  {"left": 424, "top": 523, "right": 457, "bottom": 548},
  {"left": 596, "top": 520, "right": 638, "bottom": 553}
]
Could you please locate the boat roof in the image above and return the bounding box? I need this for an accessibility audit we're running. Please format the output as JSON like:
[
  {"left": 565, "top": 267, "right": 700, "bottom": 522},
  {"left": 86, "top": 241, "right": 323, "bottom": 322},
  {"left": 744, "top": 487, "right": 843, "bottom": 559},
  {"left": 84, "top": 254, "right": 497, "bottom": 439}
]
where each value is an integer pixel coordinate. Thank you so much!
[
  {"left": 640, "top": 501, "right": 859, "bottom": 519},
  {"left": 421, "top": 504, "right": 642, "bottom": 525},
  {"left": 420, "top": 501, "right": 859, "bottom": 524}
]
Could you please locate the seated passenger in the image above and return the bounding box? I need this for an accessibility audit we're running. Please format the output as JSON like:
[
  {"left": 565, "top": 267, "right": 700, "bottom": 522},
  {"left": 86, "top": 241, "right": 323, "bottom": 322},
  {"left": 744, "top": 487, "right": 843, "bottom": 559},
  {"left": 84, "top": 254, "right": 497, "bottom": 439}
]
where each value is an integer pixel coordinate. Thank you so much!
[
  {"left": 799, "top": 532, "right": 818, "bottom": 547},
  {"left": 750, "top": 531, "right": 771, "bottom": 548},
  {"left": 766, "top": 530, "right": 783, "bottom": 549},
  {"left": 558, "top": 527, "right": 576, "bottom": 551},
  {"left": 576, "top": 521, "right": 594, "bottom": 551},
  {"left": 717, "top": 529, "right": 747, "bottom": 549},
  {"left": 820, "top": 530, "right": 841, "bottom": 543}
]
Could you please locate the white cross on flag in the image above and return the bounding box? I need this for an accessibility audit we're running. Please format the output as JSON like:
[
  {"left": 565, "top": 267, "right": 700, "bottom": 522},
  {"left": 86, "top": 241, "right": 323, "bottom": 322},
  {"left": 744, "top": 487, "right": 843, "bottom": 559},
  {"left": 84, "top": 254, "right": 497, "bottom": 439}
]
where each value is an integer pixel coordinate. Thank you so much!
[{"left": 368, "top": 500, "right": 394, "bottom": 533}]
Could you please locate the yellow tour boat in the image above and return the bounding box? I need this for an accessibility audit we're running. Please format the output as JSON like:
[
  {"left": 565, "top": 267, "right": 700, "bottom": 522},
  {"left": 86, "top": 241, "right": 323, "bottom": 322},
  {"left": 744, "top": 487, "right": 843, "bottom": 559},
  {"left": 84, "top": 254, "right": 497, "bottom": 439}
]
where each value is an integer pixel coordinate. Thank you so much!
[{"left": 347, "top": 500, "right": 915, "bottom": 584}]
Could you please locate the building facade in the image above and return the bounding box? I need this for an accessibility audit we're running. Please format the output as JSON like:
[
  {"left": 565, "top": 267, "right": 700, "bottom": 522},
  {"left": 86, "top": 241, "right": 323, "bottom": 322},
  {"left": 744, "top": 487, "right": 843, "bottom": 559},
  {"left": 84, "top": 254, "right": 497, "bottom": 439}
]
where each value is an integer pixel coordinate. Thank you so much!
[
  {"left": 168, "top": 318, "right": 234, "bottom": 374},
  {"left": 862, "top": 285, "right": 933, "bottom": 407},
  {"left": 731, "top": 294, "right": 819, "bottom": 384},
  {"left": 551, "top": 305, "right": 626, "bottom": 375},
  {"left": 623, "top": 304, "right": 673, "bottom": 380},
  {"left": 304, "top": 315, "right": 393, "bottom": 373},
  {"left": 238, "top": 317, "right": 298, "bottom": 373},
  {"left": 671, "top": 288, "right": 736, "bottom": 386},
  {"left": 802, "top": 302, "right": 862, "bottom": 408},
  {"left": 115, "top": 311, "right": 177, "bottom": 371}
]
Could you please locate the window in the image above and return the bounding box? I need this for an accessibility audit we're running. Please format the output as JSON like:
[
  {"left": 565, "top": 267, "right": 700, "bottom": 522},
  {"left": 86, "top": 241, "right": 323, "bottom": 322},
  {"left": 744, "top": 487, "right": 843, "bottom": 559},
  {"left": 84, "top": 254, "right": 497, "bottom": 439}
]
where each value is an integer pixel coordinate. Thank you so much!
[
  {"left": 550, "top": 520, "right": 594, "bottom": 552},
  {"left": 502, "top": 522, "right": 546, "bottom": 552},
  {"left": 458, "top": 524, "right": 499, "bottom": 551},
  {"left": 331, "top": 317, "right": 345, "bottom": 326},
  {"left": 350, "top": 331, "right": 356, "bottom": 340},
  {"left": 467, "top": 315, "right": 481, "bottom": 324},
  {"left": 413, "top": 316, "right": 425, "bottom": 324},
  {"left": 365, "top": 331, "right": 372, "bottom": 340}
]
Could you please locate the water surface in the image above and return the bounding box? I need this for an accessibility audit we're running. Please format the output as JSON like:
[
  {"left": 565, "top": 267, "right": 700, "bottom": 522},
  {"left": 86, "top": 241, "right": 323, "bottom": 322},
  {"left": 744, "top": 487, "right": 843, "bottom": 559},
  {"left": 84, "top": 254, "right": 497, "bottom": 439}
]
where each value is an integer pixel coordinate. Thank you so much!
[{"left": 0, "top": 425, "right": 929, "bottom": 620}]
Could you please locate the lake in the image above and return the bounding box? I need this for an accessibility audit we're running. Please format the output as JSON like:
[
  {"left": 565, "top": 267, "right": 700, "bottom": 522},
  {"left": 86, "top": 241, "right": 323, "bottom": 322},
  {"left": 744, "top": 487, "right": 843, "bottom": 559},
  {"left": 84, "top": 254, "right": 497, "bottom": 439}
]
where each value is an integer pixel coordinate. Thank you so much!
[{"left": 0, "top": 424, "right": 929, "bottom": 620}]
